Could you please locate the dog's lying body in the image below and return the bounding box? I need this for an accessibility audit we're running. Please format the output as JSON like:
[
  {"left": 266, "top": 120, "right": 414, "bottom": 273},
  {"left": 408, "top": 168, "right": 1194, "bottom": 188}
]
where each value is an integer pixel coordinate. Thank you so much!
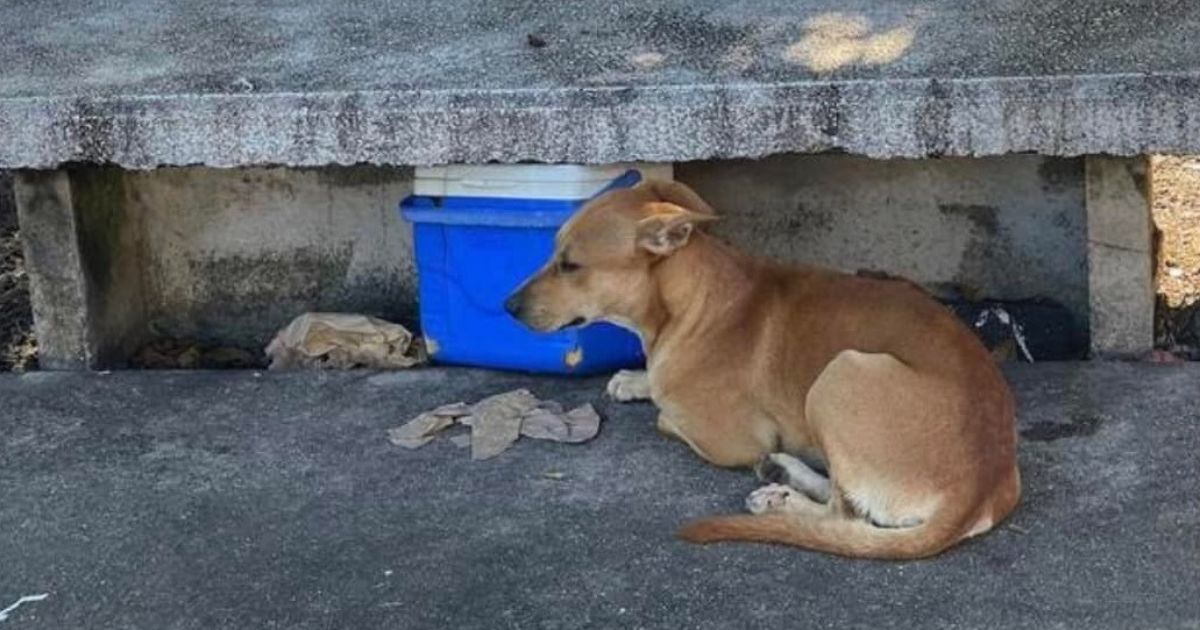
[{"left": 506, "top": 180, "right": 1020, "bottom": 560}]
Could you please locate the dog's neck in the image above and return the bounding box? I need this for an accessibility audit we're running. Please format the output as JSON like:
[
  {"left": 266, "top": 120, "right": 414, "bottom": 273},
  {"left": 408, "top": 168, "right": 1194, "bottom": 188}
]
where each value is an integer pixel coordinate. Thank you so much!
[{"left": 631, "top": 232, "right": 757, "bottom": 352}]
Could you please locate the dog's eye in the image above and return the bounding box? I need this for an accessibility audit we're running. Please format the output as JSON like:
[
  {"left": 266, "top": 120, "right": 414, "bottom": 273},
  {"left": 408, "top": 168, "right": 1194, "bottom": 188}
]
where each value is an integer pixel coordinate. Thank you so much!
[{"left": 558, "top": 260, "right": 581, "bottom": 273}]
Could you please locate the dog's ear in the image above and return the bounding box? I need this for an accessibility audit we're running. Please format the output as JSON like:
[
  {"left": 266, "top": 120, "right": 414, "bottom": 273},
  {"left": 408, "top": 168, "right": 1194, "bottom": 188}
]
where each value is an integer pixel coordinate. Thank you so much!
[
  {"left": 641, "top": 179, "right": 716, "bottom": 216},
  {"left": 635, "top": 202, "right": 716, "bottom": 256}
]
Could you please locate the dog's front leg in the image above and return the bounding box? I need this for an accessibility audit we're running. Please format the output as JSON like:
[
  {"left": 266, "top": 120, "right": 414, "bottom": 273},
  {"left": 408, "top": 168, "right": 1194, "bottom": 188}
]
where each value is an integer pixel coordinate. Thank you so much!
[{"left": 606, "top": 369, "right": 652, "bottom": 402}]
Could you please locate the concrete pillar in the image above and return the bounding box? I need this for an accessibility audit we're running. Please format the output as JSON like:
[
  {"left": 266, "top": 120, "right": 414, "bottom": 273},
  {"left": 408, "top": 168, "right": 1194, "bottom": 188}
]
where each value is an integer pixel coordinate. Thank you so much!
[
  {"left": 13, "top": 171, "right": 98, "bottom": 369},
  {"left": 13, "top": 168, "right": 148, "bottom": 369},
  {"left": 1085, "top": 156, "right": 1154, "bottom": 358}
]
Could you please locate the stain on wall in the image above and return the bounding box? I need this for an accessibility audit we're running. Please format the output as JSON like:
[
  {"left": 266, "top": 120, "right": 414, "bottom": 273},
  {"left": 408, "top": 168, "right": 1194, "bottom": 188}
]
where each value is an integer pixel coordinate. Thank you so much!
[
  {"left": 678, "top": 154, "right": 1088, "bottom": 325},
  {"left": 124, "top": 165, "right": 415, "bottom": 348}
]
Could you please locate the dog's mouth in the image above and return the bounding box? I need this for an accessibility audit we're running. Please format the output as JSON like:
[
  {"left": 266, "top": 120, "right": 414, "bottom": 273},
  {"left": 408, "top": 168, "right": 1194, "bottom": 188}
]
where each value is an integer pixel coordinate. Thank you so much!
[{"left": 556, "top": 316, "right": 587, "bottom": 331}]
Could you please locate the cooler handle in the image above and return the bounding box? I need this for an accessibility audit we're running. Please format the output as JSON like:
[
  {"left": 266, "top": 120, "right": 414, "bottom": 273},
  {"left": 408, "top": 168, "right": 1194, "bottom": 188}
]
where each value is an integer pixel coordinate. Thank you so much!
[{"left": 587, "top": 169, "right": 643, "bottom": 201}]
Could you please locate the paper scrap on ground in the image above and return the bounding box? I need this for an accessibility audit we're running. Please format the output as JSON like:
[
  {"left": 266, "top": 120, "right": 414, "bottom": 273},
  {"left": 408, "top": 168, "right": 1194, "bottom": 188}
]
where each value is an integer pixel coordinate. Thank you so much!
[
  {"left": 468, "top": 390, "right": 539, "bottom": 460},
  {"left": 265, "top": 313, "right": 426, "bottom": 370},
  {"left": 385, "top": 402, "right": 468, "bottom": 448},
  {"left": 0, "top": 593, "right": 49, "bottom": 622},
  {"left": 386, "top": 389, "right": 602, "bottom": 460},
  {"left": 521, "top": 402, "right": 601, "bottom": 443}
]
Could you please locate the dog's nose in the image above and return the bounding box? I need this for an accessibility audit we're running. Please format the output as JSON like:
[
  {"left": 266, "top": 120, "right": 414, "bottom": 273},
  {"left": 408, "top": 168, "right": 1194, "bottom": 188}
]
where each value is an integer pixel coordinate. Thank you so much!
[{"left": 503, "top": 292, "right": 523, "bottom": 318}]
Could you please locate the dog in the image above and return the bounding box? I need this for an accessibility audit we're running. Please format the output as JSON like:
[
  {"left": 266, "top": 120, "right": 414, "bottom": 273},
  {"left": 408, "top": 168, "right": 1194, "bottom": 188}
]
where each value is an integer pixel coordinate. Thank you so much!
[{"left": 504, "top": 179, "right": 1020, "bottom": 559}]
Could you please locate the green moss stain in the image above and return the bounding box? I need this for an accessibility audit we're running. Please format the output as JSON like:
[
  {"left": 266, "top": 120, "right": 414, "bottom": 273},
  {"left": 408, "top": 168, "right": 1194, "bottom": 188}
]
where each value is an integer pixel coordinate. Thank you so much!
[{"left": 70, "top": 167, "right": 129, "bottom": 292}]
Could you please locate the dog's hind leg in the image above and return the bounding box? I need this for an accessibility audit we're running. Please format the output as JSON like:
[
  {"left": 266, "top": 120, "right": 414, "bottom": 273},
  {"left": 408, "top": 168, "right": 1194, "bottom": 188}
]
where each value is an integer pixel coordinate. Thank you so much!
[
  {"left": 745, "top": 483, "right": 826, "bottom": 515},
  {"left": 755, "top": 453, "right": 832, "bottom": 503}
]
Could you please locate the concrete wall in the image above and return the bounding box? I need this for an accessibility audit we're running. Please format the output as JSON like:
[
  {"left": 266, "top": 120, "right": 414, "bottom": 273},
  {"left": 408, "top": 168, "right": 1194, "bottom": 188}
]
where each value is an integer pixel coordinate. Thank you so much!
[
  {"left": 125, "top": 166, "right": 416, "bottom": 348},
  {"left": 677, "top": 155, "right": 1088, "bottom": 324},
  {"left": 17, "top": 155, "right": 1095, "bottom": 365},
  {"left": 14, "top": 165, "right": 414, "bottom": 364}
]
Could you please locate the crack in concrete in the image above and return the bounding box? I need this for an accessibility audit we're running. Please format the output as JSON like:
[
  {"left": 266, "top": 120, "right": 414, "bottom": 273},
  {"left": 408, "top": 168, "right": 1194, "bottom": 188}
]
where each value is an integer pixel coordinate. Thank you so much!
[{"left": 1088, "top": 239, "right": 1150, "bottom": 255}]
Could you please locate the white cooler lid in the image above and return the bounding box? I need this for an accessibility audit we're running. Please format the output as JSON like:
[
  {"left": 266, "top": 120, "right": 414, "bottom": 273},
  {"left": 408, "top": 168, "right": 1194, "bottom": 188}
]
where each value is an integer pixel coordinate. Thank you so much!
[{"left": 413, "top": 163, "right": 674, "bottom": 199}]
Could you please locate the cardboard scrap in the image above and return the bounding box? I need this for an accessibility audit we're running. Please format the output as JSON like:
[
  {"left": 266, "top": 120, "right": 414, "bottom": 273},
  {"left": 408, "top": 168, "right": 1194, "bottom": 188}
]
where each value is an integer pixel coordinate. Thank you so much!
[
  {"left": 521, "top": 402, "right": 600, "bottom": 443},
  {"left": 520, "top": 406, "right": 571, "bottom": 441},
  {"left": 387, "top": 402, "right": 470, "bottom": 449},
  {"left": 468, "top": 389, "right": 539, "bottom": 460},
  {"left": 265, "top": 313, "right": 426, "bottom": 370},
  {"left": 385, "top": 389, "right": 603, "bottom": 460},
  {"left": 561, "top": 404, "right": 602, "bottom": 443}
]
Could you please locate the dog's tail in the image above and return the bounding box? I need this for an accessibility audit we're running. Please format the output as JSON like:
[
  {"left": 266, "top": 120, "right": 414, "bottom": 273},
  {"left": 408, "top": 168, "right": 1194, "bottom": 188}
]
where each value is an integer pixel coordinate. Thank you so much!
[{"left": 676, "top": 512, "right": 965, "bottom": 560}]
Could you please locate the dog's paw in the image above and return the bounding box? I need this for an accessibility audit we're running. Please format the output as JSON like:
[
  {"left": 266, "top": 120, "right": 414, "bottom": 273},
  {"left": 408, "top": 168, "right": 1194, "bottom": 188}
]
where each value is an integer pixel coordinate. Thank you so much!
[
  {"left": 606, "top": 369, "right": 651, "bottom": 402},
  {"left": 745, "top": 483, "right": 805, "bottom": 515}
]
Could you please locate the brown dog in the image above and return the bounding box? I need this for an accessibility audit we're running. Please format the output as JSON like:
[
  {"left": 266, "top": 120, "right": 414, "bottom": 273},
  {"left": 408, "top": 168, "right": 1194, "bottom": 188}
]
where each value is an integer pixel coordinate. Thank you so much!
[{"left": 504, "top": 179, "right": 1020, "bottom": 559}]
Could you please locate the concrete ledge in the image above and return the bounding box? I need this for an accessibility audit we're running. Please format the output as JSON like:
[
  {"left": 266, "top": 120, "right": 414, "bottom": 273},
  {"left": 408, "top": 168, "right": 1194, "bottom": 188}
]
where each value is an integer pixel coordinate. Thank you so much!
[
  {"left": 3, "top": 0, "right": 1200, "bottom": 168},
  {"left": 4, "top": 74, "right": 1200, "bottom": 169}
]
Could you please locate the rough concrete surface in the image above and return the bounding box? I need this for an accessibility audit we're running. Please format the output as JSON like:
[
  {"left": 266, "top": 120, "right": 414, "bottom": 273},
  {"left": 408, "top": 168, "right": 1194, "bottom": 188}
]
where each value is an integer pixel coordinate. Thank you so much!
[
  {"left": 680, "top": 154, "right": 1089, "bottom": 325},
  {"left": 1, "top": 0, "right": 1199, "bottom": 168},
  {"left": 1086, "top": 157, "right": 1155, "bottom": 357},
  {"left": 0, "top": 364, "right": 1197, "bottom": 629},
  {"left": 127, "top": 166, "right": 417, "bottom": 348},
  {"left": 11, "top": 172, "right": 97, "bottom": 369},
  {"left": 13, "top": 165, "right": 417, "bottom": 369}
]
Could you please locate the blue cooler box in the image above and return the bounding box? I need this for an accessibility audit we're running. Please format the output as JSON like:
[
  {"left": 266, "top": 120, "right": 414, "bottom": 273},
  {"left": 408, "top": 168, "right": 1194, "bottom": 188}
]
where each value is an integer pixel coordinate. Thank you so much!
[{"left": 400, "top": 166, "right": 664, "bottom": 374}]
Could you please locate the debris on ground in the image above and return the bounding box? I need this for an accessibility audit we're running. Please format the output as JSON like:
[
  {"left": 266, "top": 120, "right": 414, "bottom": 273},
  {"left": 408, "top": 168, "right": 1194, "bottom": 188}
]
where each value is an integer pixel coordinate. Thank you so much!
[
  {"left": 265, "top": 313, "right": 426, "bottom": 370},
  {"left": 386, "top": 402, "right": 468, "bottom": 449},
  {"left": 465, "top": 389, "right": 535, "bottom": 459},
  {"left": 387, "top": 389, "right": 601, "bottom": 460},
  {"left": 132, "top": 338, "right": 261, "bottom": 369},
  {"left": 0, "top": 593, "right": 49, "bottom": 622},
  {"left": 0, "top": 203, "right": 37, "bottom": 372},
  {"left": 1152, "top": 155, "right": 1200, "bottom": 359}
]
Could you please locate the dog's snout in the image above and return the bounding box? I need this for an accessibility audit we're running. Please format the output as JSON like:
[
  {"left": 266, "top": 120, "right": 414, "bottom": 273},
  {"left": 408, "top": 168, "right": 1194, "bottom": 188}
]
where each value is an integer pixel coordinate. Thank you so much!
[{"left": 503, "top": 292, "right": 523, "bottom": 318}]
